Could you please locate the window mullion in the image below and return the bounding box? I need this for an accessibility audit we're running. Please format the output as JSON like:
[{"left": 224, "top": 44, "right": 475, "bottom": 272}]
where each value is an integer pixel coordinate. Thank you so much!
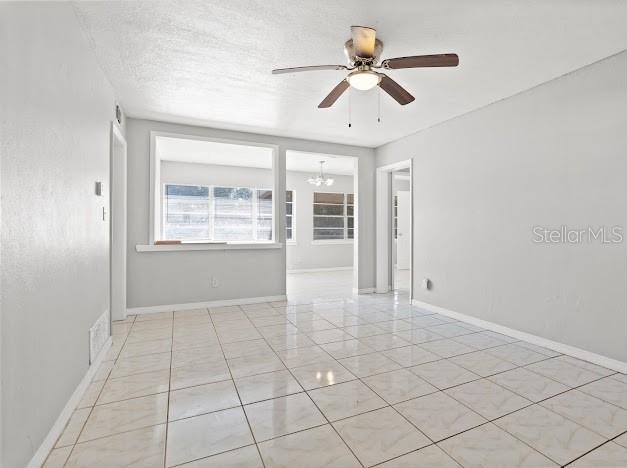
[
  {"left": 252, "top": 188, "right": 258, "bottom": 241},
  {"left": 344, "top": 193, "right": 347, "bottom": 240},
  {"left": 209, "top": 186, "right": 214, "bottom": 241}
]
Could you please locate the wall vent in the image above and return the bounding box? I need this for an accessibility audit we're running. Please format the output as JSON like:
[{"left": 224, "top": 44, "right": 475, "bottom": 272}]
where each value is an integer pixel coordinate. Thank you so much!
[{"left": 89, "top": 310, "right": 110, "bottom": 364}]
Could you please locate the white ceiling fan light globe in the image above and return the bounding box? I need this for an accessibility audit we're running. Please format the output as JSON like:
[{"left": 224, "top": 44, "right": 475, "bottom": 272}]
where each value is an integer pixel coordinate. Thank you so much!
[
  {"left": 347, "top": 70, "right": 381, "bottom": 91},
  {"left": 325, "top": 178, "right": 334, "bottom": 186}
]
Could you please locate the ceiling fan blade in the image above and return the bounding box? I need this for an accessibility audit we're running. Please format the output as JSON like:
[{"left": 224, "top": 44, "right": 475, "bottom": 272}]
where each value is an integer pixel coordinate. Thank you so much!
[
  {"left": 382, "top": 54, "right": 459, "bottom": 69},
  {"left": 272, "top": 65, "right": 348, "bottom": 75},
  {"left": 379, "top": 74, "right": 415, "bottom": 105},
  {"left": 318, "top": 80, "right": 349, "bottom": 108},
  {"left": 351, "top": 25, "right": 377, "bottom": 58}
]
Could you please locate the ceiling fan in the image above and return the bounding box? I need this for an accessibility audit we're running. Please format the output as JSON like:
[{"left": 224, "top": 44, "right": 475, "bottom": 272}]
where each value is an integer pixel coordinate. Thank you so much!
[{"left": 272, "top": 26, "right": 459, "bottom": 108}]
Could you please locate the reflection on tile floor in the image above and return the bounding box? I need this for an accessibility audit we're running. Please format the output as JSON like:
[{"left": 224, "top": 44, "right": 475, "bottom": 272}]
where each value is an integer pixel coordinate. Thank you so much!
[{"left": 45, "top": 291, "right": 627, "bottom": 467}]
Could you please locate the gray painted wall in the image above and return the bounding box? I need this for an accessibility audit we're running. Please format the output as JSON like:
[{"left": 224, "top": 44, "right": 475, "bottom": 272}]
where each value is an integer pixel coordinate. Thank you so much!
[
  {"left": 285, "top": 171, "right": 354, "bottom": 271},
  {"left": 1, "top": 3, "right": 117, "bottom": 466},
  {"left": 127, "top": 118, "right": 375, "bottom": 308},
  {"left": 376, "top": 52, "right": 627, "bottom": 362},
  {"left": 159, "top": 161, "right": 354, "bottom": 270}
]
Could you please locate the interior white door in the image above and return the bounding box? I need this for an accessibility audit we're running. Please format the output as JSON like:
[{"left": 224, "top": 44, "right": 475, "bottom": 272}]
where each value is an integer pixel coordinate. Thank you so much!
[
  {"left": 110, "top": 124, "right": 127, "bottom": 321},
  {"left": 396, "top": 190, "right": 410, "bottom": 270}
]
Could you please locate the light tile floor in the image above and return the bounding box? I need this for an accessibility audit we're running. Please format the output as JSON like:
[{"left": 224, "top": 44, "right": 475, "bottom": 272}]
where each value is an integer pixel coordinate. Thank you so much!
[{"left": 45, "top": 291, "right": 627, "bottom": 467}]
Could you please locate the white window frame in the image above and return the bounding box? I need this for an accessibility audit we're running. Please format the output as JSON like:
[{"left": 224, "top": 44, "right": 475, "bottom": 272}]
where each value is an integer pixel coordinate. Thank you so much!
[
  {"left": 311, "top": 191, "right": 354, "bottom": 245},
  {"left": 149, "top": 131, "right": 279, "bottom": 248},
  {"left": 286, "top": 190, "right": 296, "bottom": 244}
]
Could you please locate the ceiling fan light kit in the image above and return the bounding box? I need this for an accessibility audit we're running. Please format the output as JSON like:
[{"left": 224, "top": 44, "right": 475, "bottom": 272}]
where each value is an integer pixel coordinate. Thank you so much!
[
  {"left": 272, "top": 25, "right": 459, "bottom": 112},
  {"left": 347, "top": 68, "right": 381, "bottom": 91}
]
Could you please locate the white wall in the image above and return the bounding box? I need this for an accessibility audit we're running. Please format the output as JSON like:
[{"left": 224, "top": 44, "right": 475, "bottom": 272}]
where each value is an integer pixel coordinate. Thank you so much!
[
  {"left": 376, "top": 52, "right": 627, "bottom": 362},
  {"left": 286, "top": 171, "right": 354, "bottom": 271},
  {"left": 0, "top": 3, "right": 118, "bottom": 466},
  {"left": 159, "top": 161, "right": 354, "bottom": 271},
  {"left": 127, "top": 118, "right": 375, "bottom": 308}
]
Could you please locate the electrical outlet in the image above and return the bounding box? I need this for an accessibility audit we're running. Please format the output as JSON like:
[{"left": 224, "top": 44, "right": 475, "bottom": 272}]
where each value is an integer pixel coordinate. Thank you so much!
[{"left": 211, "top": 277, "right": 218, "bottom": 288}]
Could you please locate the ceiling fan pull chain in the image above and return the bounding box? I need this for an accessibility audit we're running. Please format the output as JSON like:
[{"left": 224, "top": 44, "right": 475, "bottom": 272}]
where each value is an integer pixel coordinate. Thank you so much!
[
  {"left": 348, "top": 87, "right": 352, "bottom": 128},
  {"left": 377, "top": 86, "right": 381, "bottom": 123}
]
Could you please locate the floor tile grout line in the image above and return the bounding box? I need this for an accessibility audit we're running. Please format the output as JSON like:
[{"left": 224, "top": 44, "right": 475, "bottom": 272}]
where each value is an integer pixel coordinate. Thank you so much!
[
  {"left": 162, "top": 313, "right": 175, "bottom": 468},
  {"left": 281, "top": 316, "right": 477, "bottom": 466},
  {"left": 167, "top": 443, "right": 259, "bottom": 468},
  {"left": 492, "top": 412, "right": 605, "bottom": 468},
  {"left": 103, "top": 317, "right": 612, "bottom": 405},
  {"left": 250, "top": 306, "right": 620, "bottom": 467},
  {"left": 62, "top": 372, "right": 614, "bottom": 464},
  {"left": 460, "top": 390, "right": 618, "bottom": 467},
  {"left": 345, "top": 354, "right": 510, "bottom": 466},
  {"left": 60, "top": 422, "right": 169, "bottom": 450},
  {"left": 369, "top": 443, "right": 463, "bottom": 467},
  {"left": 49, "top": 299, "right": 625, "bottom": 467},
  {"left": 532, "top": 391, "right": 625, "bottom": 442},
  {"left": 241, "top": 310, "right": 376, "bottom": 456},
  {"left": 255, "top": 330, "right": 367, "bottom": 468},
  {"left": 251, "top": 305, "right": 462, "bottom": 466},
  {"left": 428, "top": 369, "right": 617, "bottom": 465},
  {"left": 523, "top": 359, "right": 617, "bottom": 388},
  {"left": 208, "top": 305, "right": 268, "bottom": 468},
  {"left": 58, "top": 314, "right": 138, "bottom": 467},
  {"left": 560, "top": 435, "right": 622, "bottom": 467},
  {"left": 48, "top": 299, "right": 372, "bottom": 460}
]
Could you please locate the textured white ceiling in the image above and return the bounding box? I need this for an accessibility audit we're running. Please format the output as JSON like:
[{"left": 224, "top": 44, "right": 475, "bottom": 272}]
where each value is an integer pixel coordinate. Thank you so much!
[{"left": 73, "top": 0, "right": 627, "bottom": 147}]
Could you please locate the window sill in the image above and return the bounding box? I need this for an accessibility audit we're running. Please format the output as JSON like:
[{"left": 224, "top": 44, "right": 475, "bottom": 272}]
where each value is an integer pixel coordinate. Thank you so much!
[
  {"left": 311, "top": 239, "right": 354, "bottom": 245},
  {"left": 286, "top": 240, "right": 297, "bottom": 246},
  {"left": 136, "top": 242, "right": 283, "bottom": 252}
]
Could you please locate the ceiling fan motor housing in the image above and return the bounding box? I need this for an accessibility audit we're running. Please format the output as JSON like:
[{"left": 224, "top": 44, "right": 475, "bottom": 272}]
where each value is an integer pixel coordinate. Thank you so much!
[
  {"left": 344, "top": 38, "right": 384, "bottom": 65},
  {"left": 272, "top": 26, "right": 458, "bottom": 108}
]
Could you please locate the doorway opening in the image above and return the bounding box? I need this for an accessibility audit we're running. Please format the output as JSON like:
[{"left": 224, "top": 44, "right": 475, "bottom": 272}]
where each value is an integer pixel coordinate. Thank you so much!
[
  {"left": 392, "top": 169, "right": 411, "bottom": 294},
  {"left": 376, "top": 159, "right": 413, "bottom": 302},
  {"left": 285, "top": 150, "right": 358, "bottom": 301}
]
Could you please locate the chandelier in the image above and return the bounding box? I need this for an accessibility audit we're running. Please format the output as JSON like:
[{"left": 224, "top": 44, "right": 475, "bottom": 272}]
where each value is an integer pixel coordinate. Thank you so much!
[{"left": 307, "top": 161, "right": 334, "bottom": 187}]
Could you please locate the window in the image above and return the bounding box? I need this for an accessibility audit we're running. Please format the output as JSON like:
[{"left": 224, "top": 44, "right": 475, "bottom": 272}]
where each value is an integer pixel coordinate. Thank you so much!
[
  {"left": 153, "top": 134, "right": 277, "bottom": 244},
  {"left": 163, "top": 184, "right": 273, "bottom": 242},
  {"left": 393, "top": 195, "right": 398, "bottom": 239},
  {"left": 347, "top": 193, "right": 354, "bottom": 239},
  {"left": 286, "top": 190, "right": 294, "bottom": 241},
  {"left": 313, "top": 192, "right": 354, "bottom": 240},
  {"left": 163, "top": 184, "right": 209, "bottom": 240}
]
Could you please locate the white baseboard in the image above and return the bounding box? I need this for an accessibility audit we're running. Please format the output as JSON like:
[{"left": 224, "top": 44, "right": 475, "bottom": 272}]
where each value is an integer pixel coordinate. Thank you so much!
[
  {"left": 28, "top": 336, "right": 112, "bottom": 468},
  {"left": 287, "top": 266, "right": 352, "bottom": 274},
  {"left": 353, "top": 287, "right": 375, "bottom": 294},
  {"left": 127, "top": 295, "right": 288, "bottom": 315},
  {"left": 412, "top": 299, "right": 627, "bottom": 374}
]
